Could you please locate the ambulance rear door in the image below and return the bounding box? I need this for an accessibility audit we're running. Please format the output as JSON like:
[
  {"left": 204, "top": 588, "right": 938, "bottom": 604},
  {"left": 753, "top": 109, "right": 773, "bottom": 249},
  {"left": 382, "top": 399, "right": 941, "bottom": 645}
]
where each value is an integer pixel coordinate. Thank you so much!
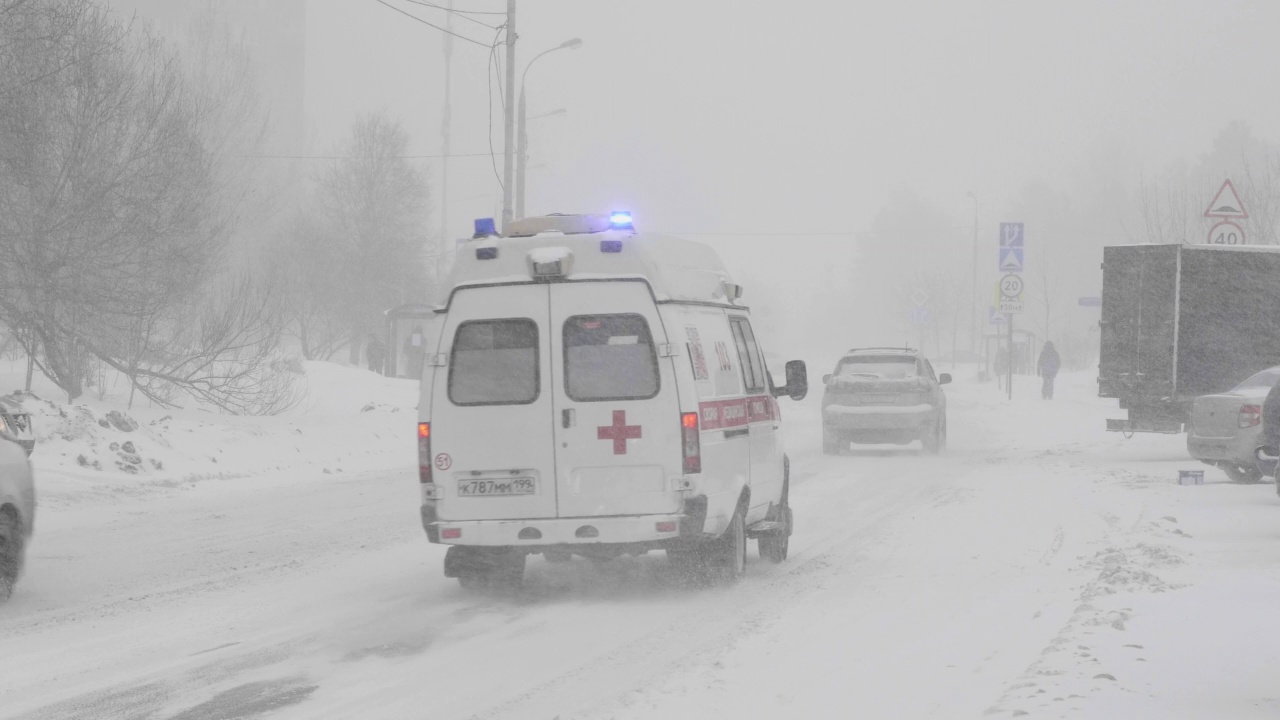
[
  {"left": 431, "top": 284, "right": 558, "bottom": 521},
  {"left": 549, "top": 280, "right": 683, "bottom": 518}
]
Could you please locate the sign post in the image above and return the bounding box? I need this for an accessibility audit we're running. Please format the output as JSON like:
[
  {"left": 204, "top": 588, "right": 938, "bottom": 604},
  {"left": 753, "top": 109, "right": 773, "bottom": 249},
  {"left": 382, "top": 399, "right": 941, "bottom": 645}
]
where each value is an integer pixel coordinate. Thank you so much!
[{"left": 997, "top": 223, "right": 1025, "bottom": 400}]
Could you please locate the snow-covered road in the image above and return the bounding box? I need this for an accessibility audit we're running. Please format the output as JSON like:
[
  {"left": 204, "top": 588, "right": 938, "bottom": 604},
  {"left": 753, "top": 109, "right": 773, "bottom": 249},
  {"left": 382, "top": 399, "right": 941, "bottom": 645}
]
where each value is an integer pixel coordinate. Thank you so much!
[{"left": 3, "top": 372, "right": 1280, "bottom": 719}]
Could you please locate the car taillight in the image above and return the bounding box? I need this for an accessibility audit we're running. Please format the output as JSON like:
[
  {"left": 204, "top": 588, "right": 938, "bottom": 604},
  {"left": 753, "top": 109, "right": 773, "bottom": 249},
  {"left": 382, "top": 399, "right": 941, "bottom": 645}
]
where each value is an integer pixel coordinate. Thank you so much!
[
  {"left": 418, "top": 422, "right": 432, "bottom": 483},
  {"left": 1239, "top": 405, "right": 1262, "bottom": 428},
  {"left": 681, "top": 412, "right": 701, "bottom": 474}
]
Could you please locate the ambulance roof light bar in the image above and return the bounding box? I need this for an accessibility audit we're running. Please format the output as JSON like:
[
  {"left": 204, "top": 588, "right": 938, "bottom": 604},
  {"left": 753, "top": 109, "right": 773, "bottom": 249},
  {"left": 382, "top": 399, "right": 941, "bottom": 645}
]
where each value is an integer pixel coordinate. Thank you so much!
[
  {"left": 609, "top": 210, "right": 634, "bottom": 230},
  {"left": 473, "top": 218, "right": 498, "bottom": 239}
]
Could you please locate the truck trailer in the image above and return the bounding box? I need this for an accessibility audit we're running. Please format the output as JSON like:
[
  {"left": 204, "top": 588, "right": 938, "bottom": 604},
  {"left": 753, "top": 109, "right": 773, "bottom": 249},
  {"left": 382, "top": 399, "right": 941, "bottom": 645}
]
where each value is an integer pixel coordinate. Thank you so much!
[{"left": 1098, "top": 243, "right": 1280, "bottom": 434}]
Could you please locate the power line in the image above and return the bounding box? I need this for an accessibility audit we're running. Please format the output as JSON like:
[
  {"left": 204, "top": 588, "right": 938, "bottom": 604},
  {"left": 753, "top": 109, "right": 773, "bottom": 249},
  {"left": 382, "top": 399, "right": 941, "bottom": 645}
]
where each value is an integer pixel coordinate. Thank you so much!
[
  {"left": 401, "top": 0, "right": 500, "bottom": 29},
  {"left": 230, "top": 151, "right": 496, "bottom": 160},
  {"left": 403, "top": 0, "right": 505, "bottom": 15},
  {"left": 372, "top": 0, "right": 490, "bottom": 48},
  {"left": 486, "top": 25, "right": 505, "bottom": 192}
]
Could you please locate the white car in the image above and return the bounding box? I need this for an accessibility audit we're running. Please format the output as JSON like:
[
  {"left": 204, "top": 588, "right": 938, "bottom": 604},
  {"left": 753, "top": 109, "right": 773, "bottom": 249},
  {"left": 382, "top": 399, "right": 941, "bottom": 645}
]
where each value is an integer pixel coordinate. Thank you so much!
[
  {"left": 417, "top": 212, "right": 807, "bottom": 591},
  {"left": 1187, "top": 366, "right": 1280, "bottom": 483},
  {"left": 0, "top": 402, "right": 35, "bottom": 601}
]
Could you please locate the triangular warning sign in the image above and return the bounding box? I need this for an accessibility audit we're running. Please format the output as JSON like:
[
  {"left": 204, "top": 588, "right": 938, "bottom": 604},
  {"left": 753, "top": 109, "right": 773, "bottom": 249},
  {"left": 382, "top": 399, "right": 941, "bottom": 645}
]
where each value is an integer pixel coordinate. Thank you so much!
[
  {"left": 1204, "top": 179, "right": 1248, "bottom": 219},
  {"left": 999, "top": 247, "right": 1023, "bottom": 271}
]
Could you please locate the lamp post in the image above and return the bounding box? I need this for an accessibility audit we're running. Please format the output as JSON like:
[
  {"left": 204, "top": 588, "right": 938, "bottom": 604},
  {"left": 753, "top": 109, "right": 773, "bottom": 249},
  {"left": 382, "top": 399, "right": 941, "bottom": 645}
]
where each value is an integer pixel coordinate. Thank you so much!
[
  {"left": 966, "top": 191, "right": 980, "bottom": 359},
  {"left": 515, "top": 38, "right": 582, "bottom": 219}
]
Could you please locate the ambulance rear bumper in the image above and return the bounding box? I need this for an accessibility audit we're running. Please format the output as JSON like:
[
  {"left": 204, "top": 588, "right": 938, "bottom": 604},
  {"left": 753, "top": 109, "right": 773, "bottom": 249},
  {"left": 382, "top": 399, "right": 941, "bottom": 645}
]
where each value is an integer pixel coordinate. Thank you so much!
[{"left": 425, "top": 511, "right": 692, "bottom": 547}]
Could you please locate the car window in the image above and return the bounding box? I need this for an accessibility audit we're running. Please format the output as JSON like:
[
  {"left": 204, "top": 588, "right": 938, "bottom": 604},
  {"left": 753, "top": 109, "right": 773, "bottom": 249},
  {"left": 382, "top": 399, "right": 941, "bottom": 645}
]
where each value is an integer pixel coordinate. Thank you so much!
[
  {"left": 923, "top": 359, "right": 937, "bottom": 382},
  {"left": 835, "top": 356, "right": 918, "bottom": 380},
  {"left": 564, "top": 314, "right": 660, "bottom": 401},
  {"left": 729, "top": 317, "right": 766, "bottom": 393},
  {"left": 448, "top": 319, "right": 540, "bottom": 406},
  {"left": 1235, "top": 367, "right": 1280, "bottom": 390}
]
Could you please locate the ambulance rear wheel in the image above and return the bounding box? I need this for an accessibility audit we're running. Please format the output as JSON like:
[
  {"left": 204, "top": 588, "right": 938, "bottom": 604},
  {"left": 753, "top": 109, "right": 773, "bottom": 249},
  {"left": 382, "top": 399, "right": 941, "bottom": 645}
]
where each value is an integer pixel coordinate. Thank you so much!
[
  {"left": 450, "top": 547, "right": 525, "bottom": 595},
  {"left": 709, "top": 510, "right": 747, "bottom": 584}
]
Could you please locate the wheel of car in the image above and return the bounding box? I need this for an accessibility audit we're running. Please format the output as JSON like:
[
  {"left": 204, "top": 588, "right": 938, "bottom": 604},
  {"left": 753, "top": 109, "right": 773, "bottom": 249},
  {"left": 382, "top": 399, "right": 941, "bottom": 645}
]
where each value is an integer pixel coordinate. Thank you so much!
[
  {"left": 922, "top": 418, "right": 944, "bottom": 455},
  {"left": 712, "top": 509, "right": 747, "bottom": 583},
  {"left": 822, "top": 427, "right": 842, "bottom": 455},
  {"left": 0, "top": 511, "right": 24, "bottom": 602},
  {"left": 1223, "top": 464, "right": 1264, "bottom": 484},
  {"left": 454, "top": 548, "right": 525, "bottom": 595}
]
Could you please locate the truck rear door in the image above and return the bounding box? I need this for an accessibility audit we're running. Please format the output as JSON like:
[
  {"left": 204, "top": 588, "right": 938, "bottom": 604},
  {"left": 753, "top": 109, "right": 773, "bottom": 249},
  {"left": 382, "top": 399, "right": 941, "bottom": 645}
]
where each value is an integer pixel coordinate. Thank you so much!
[
  {"left": 1099, "top": 245, "right": 1178, "bottom": 399},
  {"left": 431, "top": 285, "right": 558, "bottom": 521},
  {"left": 549, "top": 281, "right": 683, "bottom": 518}
]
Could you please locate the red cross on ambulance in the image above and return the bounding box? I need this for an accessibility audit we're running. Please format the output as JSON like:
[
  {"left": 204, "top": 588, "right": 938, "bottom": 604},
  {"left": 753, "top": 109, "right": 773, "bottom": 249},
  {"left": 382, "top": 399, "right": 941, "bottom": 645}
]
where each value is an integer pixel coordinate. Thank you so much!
[{"left": 597, "top": 410, "right": 642, "bottom": 454}]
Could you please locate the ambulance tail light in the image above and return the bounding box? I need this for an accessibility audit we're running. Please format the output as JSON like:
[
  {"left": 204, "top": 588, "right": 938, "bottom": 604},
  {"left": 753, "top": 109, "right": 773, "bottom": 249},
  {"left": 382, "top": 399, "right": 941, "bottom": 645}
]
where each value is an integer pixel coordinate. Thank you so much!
[
  {"left": 681, "top": 412, "right": 701, "bottom": 474},
  {"left": 418, "top": 422, "right": 432, "bottom": 483}
]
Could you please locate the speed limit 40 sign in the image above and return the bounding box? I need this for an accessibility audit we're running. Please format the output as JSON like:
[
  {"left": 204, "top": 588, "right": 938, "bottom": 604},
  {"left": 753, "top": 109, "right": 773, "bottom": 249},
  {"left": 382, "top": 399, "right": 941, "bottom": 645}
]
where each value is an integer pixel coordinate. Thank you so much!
[
  {"left": 998, "top": 273, "right": 1024, "bottom": 314},
  {"left": 1207, "top": 220, "right": 1245, "bottom": 245}
]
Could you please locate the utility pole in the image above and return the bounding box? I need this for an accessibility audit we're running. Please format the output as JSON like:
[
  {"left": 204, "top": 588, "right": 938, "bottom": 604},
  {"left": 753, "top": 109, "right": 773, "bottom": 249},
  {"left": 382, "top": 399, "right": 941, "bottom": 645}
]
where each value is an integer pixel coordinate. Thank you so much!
[
  {"left": 500, "top": 0, "right": 517, "bottom": 233},
  {"left": 439, "top": 0, "right": 454, "bottom": 248},
  {"left": 967, "top": 192, "right": 979, "bottom": 356},
  {"left": 515, "top": 89, "right": 527, "bottom": 218}
]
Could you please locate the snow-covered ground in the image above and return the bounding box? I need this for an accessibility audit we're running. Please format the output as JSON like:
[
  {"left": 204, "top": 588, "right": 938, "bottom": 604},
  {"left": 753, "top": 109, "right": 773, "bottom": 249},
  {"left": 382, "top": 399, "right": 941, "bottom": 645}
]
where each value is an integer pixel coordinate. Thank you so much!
[{"left": 2, "top": 365, "right": 1279, "bottom": 719}]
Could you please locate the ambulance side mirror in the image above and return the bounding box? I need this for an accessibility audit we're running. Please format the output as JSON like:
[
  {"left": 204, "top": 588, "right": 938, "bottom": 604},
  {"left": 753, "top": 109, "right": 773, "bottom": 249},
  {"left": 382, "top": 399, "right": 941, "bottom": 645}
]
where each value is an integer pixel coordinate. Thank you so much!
[{"left": 781, "top": 360, "right": 808, "bottom": 401}]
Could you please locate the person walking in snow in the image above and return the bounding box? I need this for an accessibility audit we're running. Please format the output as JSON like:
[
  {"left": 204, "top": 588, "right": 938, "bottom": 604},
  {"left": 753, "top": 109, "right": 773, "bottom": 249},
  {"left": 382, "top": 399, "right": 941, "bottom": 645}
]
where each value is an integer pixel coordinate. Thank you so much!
[
  {"left": 365, "top": 333, "right": 387, "bottom": 375},
  {"left": 1037, "top": 341, "right": 1061, "bottom": 400}
]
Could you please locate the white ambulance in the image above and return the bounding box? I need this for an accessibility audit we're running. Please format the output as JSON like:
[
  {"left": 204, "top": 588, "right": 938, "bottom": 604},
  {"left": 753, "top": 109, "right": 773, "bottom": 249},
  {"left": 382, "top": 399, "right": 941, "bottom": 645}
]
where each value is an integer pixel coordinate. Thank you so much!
[{"left": 417, "top": 212, "right": 808, "bottom": 590}]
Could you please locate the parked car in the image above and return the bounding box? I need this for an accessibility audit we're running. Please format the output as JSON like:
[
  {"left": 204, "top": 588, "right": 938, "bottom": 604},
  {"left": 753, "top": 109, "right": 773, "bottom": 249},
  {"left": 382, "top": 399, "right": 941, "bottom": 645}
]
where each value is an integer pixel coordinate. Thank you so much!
[
  {"left": 418, "top": 212, "right": 808, "bottom": 591},
  {"left": 821, "top": 347, "right": 950, "bottom": 455},
  {"left": 0, "top": 402, "right": 35, "bottom": 601},
  {"left": 1187, "top": 366, "right": 1280, "bottom": 483}
]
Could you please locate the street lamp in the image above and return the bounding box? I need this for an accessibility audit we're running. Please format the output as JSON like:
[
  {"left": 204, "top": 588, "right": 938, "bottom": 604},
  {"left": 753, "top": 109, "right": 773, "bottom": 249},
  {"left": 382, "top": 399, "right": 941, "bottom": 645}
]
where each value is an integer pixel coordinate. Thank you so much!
[
  {"left": 966, "top": 191, "right": 980, "bottom": 360},
  {"left": 516, "top": 38, "right": 582, "bottom": 219}
]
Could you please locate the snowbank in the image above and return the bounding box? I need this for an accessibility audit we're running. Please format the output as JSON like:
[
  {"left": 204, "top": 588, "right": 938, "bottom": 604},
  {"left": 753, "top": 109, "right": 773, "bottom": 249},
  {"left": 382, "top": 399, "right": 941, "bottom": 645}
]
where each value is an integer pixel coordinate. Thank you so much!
[{"left": 1, "top": 361, "right": 417, "bottom": 507}]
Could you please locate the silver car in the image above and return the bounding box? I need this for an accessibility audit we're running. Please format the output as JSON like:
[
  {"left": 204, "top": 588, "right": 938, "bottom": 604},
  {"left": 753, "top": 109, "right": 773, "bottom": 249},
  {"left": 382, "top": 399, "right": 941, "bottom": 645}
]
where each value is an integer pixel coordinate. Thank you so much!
[
  {"left": 1187, "top": 366, "right": 1280, "bottom": 483},
  {"left": 0, "top": 398, "right": 34, "bottom": 601},
  {"left": 821, "top": 348, "right": 950, "bottom": 455}
]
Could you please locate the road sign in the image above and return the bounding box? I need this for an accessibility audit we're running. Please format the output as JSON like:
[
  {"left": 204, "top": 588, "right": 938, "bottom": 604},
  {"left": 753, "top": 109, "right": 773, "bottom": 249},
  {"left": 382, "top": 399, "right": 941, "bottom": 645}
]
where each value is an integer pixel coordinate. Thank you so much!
[
  {"left": 998, "top": 298, "right": 1024, "bottom": 314},
  {"left": 910, "top": 307, "right": 930, "bottom": 325},
  {"left": 1204, "top": 179, "right": 1248, "bottom": 219},
  {"left": 999, "top": 273, "right": 1024, "bottom": 298},
  {"left": 1207, "top": 220, "right": 1245, "bottom": 245},
  {"left": 1078, "top": 296, "right": 1102, "bottom": 307},
  {"left": 988, "top": 306, "right": 1006, "bottom": 325},
  {"left": 998, "top": 247, "right": 1024, "bottom": 272},
  {"left": 910, "top": 288, "right": 930, "bottom": 308},
  {"left": 996, "top": 273, "right": 1023, "bottom": 314},
  {"left": 999, "top": 222, "right": 1025, "bottom": 247}
]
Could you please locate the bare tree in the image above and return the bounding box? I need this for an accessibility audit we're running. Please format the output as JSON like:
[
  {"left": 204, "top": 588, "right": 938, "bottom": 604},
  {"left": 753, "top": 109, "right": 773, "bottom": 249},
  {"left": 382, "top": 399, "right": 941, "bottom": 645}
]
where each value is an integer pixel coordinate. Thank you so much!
[{"left": 0, "top": 0, "right": 294, "bottom": 412}]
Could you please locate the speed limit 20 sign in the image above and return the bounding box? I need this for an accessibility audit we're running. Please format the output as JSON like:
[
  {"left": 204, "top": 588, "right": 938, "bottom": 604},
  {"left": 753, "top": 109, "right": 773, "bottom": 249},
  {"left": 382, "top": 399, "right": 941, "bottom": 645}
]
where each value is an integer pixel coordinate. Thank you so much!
[
  {"left": 1207, "top": 220, "right": 1245, "bottom": 246},
  {"left": 997, "top": 273, "right": 1024, "bottom": 314}
]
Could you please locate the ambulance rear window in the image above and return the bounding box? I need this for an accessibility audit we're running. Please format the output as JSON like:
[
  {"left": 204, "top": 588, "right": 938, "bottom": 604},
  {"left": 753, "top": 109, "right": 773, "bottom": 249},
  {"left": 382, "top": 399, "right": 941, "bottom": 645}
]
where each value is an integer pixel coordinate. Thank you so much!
[
  {"left": 449, "top": 319, "right": 540, "bottom": 406},
  {"left": 564, "top": 314, "right": 660, "bottom": 401}
]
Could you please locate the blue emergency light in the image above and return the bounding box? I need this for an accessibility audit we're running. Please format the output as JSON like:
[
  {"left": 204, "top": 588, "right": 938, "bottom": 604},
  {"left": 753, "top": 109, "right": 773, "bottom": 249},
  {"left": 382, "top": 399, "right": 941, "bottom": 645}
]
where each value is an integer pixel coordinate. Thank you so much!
[
  {"left": 609, "top": 210, "right": 634, "bottom": 230},
  {"left": 473, "top": 217, "right": 498, "bottom": 239}
]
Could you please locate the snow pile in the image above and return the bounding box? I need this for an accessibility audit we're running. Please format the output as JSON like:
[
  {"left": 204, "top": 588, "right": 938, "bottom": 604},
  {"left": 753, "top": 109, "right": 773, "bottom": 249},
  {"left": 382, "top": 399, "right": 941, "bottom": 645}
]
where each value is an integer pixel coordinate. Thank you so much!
[{"left": 4, "top": 361, "right": 418, "bottom": 505}]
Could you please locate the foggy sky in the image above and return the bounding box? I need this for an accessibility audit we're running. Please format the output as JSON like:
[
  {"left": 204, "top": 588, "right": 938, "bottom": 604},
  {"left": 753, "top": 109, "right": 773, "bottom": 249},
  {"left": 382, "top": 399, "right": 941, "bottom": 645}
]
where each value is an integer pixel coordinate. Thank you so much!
[{"left": 303, "top": 0, "right": 1280, "bottom": 240}]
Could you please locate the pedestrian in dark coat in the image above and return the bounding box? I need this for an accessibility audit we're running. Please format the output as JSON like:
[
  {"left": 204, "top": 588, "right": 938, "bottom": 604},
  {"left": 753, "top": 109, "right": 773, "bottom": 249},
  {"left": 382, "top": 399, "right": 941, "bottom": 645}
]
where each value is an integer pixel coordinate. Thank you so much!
[
  {"left": 365, "top": 333, "right": 387, "bottom": 374},
  {"left": 1037, "top": 341, "right": 1061, "bottom": 400}
]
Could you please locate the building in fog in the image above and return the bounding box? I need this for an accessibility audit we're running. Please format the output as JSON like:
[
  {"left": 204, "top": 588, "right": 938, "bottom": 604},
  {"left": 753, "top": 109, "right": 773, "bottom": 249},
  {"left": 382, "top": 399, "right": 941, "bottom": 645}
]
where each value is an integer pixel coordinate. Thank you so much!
[{"left": 108, "top": 0, "right": 307, "bottom": 154}]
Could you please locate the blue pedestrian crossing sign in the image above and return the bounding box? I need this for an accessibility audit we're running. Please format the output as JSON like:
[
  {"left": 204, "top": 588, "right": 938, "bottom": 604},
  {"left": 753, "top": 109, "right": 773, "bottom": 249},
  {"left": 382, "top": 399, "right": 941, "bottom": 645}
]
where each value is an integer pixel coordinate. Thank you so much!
[
  {"left": 910, "top": 307, "right": 930, "bottom": 325},
  {"left": 999, "top": 247, "right": 1024, "bottom": 271},
  {"left": 998, "top": 222, "right": 1025, "bottom": 271}
]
